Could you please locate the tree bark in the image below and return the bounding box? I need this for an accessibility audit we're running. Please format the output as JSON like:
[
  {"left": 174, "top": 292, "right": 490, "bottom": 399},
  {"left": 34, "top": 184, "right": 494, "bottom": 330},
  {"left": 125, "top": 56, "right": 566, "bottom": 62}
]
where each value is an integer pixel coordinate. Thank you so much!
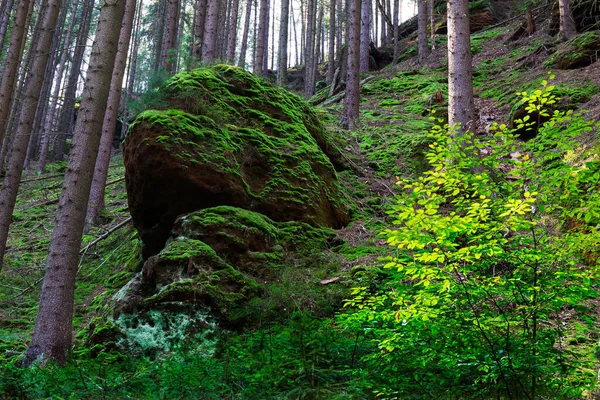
[
  {"left": 558, "top": 0, "right": 576, "bottom": 40},
  {"left": 86, "top": 0, "right": 137, "bottom": 228},
  {"left": 0, "top": 0, "right": 31, "bottom": 150},
  {"left": 342, "top": 0, "right": 361, "bottom": 129},
  {"left": 393, "top": 0, "right": 399, "bottom": 64},
  {"left": 417, "top": 0, "right": 428, "bottom": 63},
  {"left": 160, "top": 0, "right": 180, "bottom": 73},
  {"left": 238, "top": 0, "right": 252, "bottom": 67},
  {"left": 291, "top": 0, "right": 299, "bottom": 66},
  {"left": 360, "top": 0, "right": 370, "bottom": 72},
  {"left": 38, "top": 0, "right": 81, "bottom": 173},
  {"left": 254, "top": 0, "right": 267, "bottom": 74},
  {"left": 304, "top": 0, "right": 317, "bottom": 97},
  {"left": 53, "top": 0, "right": 94, "bottom": 161},
  {"left": 262, "top": 0, "right": 270, "bottom": 73},
  {"left": 0, "top": 0, "right": 15, "bottom": 59},
  {"left": 202, "top": 0, "right": 219, "bottom": 62},
  {"left": 191, "top": 0, "right": 207, "bottom": 62},
  {"left": 23, "top": 0, "right": 127, "bottom": 366},
  {"left": 327, "top": 0, "right": 335, "bottom": 84},
  {"left": 277, "top": 0, "right": 289, "bottom": 85},
  {"left": 0, "top": 0, "right": 64, "bottom": 269},
  {"left": 226, "top": 0, "right": 240, "bottom": 63},
  {"left": 447, "top": 0, "right": 474, "bottom": 132}
]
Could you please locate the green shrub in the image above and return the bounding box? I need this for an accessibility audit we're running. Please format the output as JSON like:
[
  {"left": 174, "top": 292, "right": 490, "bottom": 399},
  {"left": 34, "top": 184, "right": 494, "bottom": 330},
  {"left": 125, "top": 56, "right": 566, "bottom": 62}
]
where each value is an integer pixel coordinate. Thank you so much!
[{"left": 342, "top": 80, "right": 600, "bottom": 398}]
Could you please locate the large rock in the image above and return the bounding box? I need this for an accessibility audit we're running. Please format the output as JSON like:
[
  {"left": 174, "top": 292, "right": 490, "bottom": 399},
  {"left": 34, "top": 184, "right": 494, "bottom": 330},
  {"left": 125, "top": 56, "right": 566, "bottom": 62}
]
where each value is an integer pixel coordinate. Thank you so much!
[
  {"left": 123, "top": 65, "right": 350, "bottom": 257},
  {"left": 107, "top": 206, "right": 337, "bottom": 350}
]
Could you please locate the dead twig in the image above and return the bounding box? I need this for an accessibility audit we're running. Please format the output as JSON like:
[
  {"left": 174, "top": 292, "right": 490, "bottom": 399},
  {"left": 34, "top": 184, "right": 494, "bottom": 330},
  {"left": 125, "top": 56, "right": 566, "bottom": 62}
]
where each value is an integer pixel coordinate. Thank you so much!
[{"left": 79, "top": 216, "right": 132, "bottom": 255}]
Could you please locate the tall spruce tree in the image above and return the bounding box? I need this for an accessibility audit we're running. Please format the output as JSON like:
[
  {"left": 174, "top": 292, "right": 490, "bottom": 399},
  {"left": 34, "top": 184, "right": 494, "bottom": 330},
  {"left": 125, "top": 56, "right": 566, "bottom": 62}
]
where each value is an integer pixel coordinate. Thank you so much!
[{"left": 23, "top": 0, "right": 128, "bottom": 366}]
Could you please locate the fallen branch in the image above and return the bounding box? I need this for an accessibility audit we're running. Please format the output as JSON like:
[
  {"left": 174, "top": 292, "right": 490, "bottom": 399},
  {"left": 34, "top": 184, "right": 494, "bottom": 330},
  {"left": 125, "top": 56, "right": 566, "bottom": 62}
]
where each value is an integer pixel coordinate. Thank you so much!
[
  {"left": 321, "top": 76, "right": 376, "bottom": 107},
  {"left": 22, "top": 197, "right": 59, "bottom": 211},
  {"left": 106, "top": 176, "right": 125, "bottom": 186},
  {"left": 79, "top": 216, "right": 132, "bottom": 255}
]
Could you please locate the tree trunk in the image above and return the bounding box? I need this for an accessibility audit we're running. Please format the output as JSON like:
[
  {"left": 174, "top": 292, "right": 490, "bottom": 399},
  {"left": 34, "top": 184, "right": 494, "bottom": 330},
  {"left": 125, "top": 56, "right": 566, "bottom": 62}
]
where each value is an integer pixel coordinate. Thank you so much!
[
  {"left": 429, "top": 0, "right": 435, "bottom": 49},
  {"left": 192, "top": 0, "right": 207, "bottom": 62},
  {"left": 360, "top": 0, "right": 370, "bottom": 72},
  {"left": 0, "top": 0, "right": 64, "bottom": 269},
  {"left": 342, "top": 0, "right": 361, "bottom": 129},
  {"left": 327, "top": 0, "right": 335, "bottom": 84},
  {"left": 291, "top": 0, "right": 299, "bottom": 66},
  {"left": 202, "top": 0, "right": 219, "bottom": 62},
  {"left": 262, "top": 0, "right": 270, "bottom": 73},
  {"left": 447, "top": 0, "right": 474, "bottom": 132},
  {"left": 86, "top": 0, "right": 137, "bottom": 228},
  {"left": 38, "top": 0, "right": 82, "bottom": 172},
  {"left": 0, "top": 0, "right": 31, "bottom": 149},
  {"left": 304, "top": 0, "right": 317, "bottom": 97},
  {"left": 226, "top": 0, "right": 240, "bottom": 63},
  {"left": 277, "top": 0, "right": 289, "bottom": 85},
  {"left": 0, "top": 0, "right": 15, "bottom": 59},
  {"left": 53, "top": 0, "right": 94, "bottom": 162},
  {"left": 336, "top": 0, "right": 343, "bottom": 59},
  {"left": 558, "top": 0, "right": 576, "bottom": 40},
  {"left": 393, "top": 0, "right": 399, "bottom": 64},
  {"left": 153, "top": 0, "right": 166, "bottom": 72},
  {"left": 315, "top": 1, "right": 323, "bottom": 73},
  {"left": 238, "top": 0, "right": 252, "bottom": 67},
  {"left": 23, "top": 0, "right": 127, "bottom": 367},
  {"left": 160, "top": 0, "right": 180, "bottom": 73},
  {"left": 254, "top": 0, "right": 267, "bottom": 74},
  {"left": 417, "top": 0, "right": 428, "bottom": 63}
]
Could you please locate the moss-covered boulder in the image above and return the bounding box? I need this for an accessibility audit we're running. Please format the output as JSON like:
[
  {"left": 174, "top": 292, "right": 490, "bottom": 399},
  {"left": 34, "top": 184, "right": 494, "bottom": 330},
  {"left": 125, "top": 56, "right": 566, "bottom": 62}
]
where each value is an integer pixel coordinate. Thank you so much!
[
  {"left": 544, "top": 32, "right": 600, "bottom": 69},
  {"left": 113, "top": 207, "right": 336, "bottom": 334},
  {"left": 123, "top": 65, "right": 350, "bottom": 257}
]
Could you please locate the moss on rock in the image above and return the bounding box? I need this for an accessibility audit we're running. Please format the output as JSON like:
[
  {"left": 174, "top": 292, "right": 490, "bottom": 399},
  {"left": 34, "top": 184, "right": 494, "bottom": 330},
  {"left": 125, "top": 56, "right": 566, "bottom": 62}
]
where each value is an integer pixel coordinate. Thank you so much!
[
  {"left": 544, "top": 31, "right": 600, "bottom": 70},
  {"left": 124, "top": 65, "right": 350, "bottom": 257}
]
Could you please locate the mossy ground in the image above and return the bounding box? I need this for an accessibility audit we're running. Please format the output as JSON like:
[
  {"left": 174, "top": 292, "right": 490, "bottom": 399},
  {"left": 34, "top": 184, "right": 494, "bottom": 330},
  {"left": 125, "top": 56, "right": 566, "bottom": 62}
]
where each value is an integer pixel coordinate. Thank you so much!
[{"left": 2, "top": 17, "right": 600, "bottom": 399}]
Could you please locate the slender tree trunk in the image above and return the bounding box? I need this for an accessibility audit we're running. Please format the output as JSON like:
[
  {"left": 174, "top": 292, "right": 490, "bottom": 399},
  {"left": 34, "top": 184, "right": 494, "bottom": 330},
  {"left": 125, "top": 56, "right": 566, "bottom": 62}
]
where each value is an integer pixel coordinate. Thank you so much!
[
  {"left": 0, "top": 0, "right": 34, "bottom": 170},
  {"left": 226, "top": 0, "right": 240, "bottom": 63},
  {"left": 262, "top": 0, "right": 270, "bottom": 73},
  {"left": 359, "top": 0, "right": 370, "bottom": 72},
  {"left": 254, "top": 0, "right": 267, "bottom": 74},
  {"left": 217, "top": 0, "right": 228, "bottom": 59},
  {"left": 386, "top": 0, "right": 392, "bottom": 43},
  {"left": 23, "top": 0, "right": 127, "bottom": 366},
  {"left": 300, "top": 0, "right": 305, "bottom": 65},
  {"left": 38, "top": 0, "right": 81, "bottom": 172},
  {"left": 558, "top": 0, "right": 576, "bottom": 40},
  {"left": 291, "top": 0, "right": 299, "bottom": 66},
  {"left": 336, "top": 0, "right": 343, "bottom": 57},
  {"left": 429, "top": 0, "right": 435, "bottom": 49},
  {"left": 153, "top": 0, "right": 166, "bottom": 72},
  {"left": 238, "top": 0, "right": 252, "bottom": 67},
  {"left": 160, "top": 0, "right": 180, "bottom": 73},
  {"left": 342, "top": 0, "right": 361, "bottom": 129},
  {"left": 417, "top": 0, "right": 428, "bottom": 63},
  {"left": 0, "top": 0, "right": 31, "bottom": 149},
  {"left": 277, "top": 0, "right": 289, "bottom": 85},
  {"left": 0, "top": 0, "right": 15, "bottom": 58},
  {"left": 327, "top": 0, "right": 335, "bottom": 84},
  {"left": 270, "top": 0, "right": 275, "bottom": 69},
  {"left": 304, "top": 0, "right": 316, "bottom": 97},
  {"left": 53, "top": 0, "right": 94, "bottom": 162},
  {"left": 121, "top": 0, "right": 143, "bottom": 140},
  {"left": 393, "top": 0, "right": 399, "bottom": 64},
  {"left": 86, "top": 0, "right": 137, "bottom": 228},
  {"left": 0, "top": 0, "right": 64, "bottom": 269},
  {"left": 202, "top": 0, "right": 219, "bottom": 62},
  {"left": 447, "top": 0, "right": 474, "bottom": 132},
  {"left": 192, "top": 0, "right": 207, "bottom": 62}
]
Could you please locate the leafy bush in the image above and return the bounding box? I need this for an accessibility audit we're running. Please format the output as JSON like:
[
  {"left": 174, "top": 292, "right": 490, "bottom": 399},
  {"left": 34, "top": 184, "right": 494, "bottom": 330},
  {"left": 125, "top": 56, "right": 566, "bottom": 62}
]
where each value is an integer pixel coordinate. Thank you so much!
[{"left": 342, "top": 80, "right": 600, "bottom": 398}]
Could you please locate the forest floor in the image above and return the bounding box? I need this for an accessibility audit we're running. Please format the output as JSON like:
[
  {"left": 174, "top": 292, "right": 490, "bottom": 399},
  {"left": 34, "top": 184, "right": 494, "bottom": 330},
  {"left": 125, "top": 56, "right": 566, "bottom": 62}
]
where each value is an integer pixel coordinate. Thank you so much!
[{"left": 1, "top": 12, "right": 600, "bottom": 399}]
